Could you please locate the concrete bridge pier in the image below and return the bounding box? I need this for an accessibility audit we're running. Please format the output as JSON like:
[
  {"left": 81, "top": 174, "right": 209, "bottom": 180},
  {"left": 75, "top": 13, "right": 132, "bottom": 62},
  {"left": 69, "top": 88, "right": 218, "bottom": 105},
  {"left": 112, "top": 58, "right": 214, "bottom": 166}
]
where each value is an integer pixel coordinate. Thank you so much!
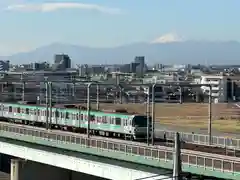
[
  {"left": 10, "top": 158, "right": 107, "bottom": 180},
  {"left": 10, "top": 159, "right": 21, "bottom": 180},
  {"left": 10, "top": 158, "right": 72, "bottom": 180}
]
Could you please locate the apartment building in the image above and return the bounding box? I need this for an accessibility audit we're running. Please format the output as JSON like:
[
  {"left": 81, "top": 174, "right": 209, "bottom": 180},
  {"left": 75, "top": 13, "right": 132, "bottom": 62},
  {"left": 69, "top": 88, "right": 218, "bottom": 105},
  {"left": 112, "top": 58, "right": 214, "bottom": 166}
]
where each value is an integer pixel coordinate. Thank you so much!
[{"left": 200, "top": 75, "right": 228, "bottom": 102}]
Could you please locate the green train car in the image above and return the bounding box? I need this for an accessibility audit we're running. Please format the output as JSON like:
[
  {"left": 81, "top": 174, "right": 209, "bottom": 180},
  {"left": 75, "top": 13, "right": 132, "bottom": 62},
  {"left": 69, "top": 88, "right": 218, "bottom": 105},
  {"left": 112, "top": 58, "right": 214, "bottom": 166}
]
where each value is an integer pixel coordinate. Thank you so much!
[{"left": 0, "top": 103, "right": 152, "bottom": 140}]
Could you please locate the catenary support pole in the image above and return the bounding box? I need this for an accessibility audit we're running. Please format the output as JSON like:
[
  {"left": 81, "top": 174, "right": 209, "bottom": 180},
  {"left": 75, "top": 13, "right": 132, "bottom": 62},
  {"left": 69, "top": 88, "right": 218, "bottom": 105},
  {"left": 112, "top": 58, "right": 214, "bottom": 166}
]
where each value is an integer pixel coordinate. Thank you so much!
[
  {"left": 208, "top": 86, "right": 212, "bottom": 145},
  {"left": 49, "top": 82, "right": 52, "bottom": 129},
  {"left": 96, "top": 84, "right": 99, "bottom": 110},
  {"left": 147, "top": 87, "right": 150, "bottom": 146},
  {"left": 173, "top": 132, "right": 182, "bottom": 180},
  {"left": 87, "top": 83, "right": 91, "bottom": 138},
  {"left": 151, "top": 83, "right": 156, "bottom": 145},
  {"left": 45, "top": 81, "right": 49, "bottom": 130}
]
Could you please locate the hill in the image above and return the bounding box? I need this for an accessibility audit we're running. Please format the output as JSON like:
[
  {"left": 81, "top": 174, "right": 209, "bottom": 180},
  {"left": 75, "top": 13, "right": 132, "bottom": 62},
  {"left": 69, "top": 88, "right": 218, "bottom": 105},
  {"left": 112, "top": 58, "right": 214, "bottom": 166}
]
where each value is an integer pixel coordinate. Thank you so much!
[{"left": 2, "top": 41, "right": 240, "bottom": 65}]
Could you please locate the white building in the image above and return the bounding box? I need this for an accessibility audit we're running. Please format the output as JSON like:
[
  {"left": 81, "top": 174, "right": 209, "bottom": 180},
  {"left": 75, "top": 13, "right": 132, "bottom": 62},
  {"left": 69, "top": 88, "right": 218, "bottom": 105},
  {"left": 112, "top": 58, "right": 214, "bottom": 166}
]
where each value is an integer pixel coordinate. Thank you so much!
[{"left": 200, "top": 75, "right": 228, "bottom": 102}]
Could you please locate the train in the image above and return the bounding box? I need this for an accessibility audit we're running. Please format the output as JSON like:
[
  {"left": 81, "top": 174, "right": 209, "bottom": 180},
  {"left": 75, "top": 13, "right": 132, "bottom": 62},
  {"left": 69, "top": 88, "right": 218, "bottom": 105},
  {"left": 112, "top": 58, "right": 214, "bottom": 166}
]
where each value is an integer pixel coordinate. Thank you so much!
[{"left": 0, "top": 102, "right": 152, "bottom": 140}]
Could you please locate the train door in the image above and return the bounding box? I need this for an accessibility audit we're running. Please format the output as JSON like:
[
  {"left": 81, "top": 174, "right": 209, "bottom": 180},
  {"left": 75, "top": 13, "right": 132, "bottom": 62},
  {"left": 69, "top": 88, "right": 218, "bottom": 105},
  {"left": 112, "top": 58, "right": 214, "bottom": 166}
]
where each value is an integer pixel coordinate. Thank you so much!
[
  {"left": 60, "top": 111, "right": 65, "bottom": 126},
  {"left": 123, "top": 118, "right": 128, "bottom": 133},
  {"left": 7, "top": 105, "right": 12, "bottom": 118},
  {"left": 69, "top": 111, "right": 75, "bottom": 127},
  {"left": 79, "top": 113, "right": 83, "bottom": 128},
  {"left": 75, "top": 112, "right": 79, "bottom": 128},
  {"left": 2, "top": 104, "right": 8, "bottom": 117},
  {"left": 128, "top": 117, "right": 134, "bottom": 134},
  {"left": 0, "top": 103, "right": 3, "bottom": 117},
  {"left": 65, "top": 111, "right": 70, "bottom": 126},
  {"left": 35, "top": 108, "right": 39, "bottom": 122},
  {"left": 3, "top": 104, "right": 9, "bottom": 117},
  {"left": 40, "top": 109, "right": 45, "bottom": 122},
  {"left": 54, "top": 109, "right": 60, "bottom": 125}
]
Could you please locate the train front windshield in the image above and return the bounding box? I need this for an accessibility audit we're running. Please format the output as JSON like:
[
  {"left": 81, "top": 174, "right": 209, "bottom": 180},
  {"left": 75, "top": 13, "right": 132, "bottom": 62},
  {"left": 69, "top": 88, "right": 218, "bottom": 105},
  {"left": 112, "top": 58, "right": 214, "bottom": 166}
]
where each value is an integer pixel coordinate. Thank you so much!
[{"left": 132, "top": 116, "right": 152, "bottom": 127}]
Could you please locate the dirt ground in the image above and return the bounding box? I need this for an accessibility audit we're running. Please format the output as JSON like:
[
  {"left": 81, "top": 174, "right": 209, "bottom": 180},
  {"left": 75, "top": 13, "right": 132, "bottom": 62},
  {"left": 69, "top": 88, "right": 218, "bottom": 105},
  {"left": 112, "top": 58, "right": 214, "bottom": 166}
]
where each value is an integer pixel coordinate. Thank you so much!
[{"left": 89, "top": 103, "right": 240, "bottom": 133}]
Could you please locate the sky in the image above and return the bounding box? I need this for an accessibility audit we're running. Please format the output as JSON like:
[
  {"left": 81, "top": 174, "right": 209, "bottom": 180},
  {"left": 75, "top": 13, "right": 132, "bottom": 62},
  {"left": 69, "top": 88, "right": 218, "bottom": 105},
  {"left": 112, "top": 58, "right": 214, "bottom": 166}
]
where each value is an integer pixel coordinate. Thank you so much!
[{"left": 0, "top": 0, "right": 240, "bottom": 55}]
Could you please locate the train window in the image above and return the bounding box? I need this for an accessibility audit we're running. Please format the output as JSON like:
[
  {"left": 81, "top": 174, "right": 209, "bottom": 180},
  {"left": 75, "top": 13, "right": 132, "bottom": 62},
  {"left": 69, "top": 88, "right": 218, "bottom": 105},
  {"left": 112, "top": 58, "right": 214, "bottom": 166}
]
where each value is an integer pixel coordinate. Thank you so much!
[
  {"left": 9, "top": 106, "right": 12, "bottom": 112},
  {"left": 107, "top": 116, "right": 113, "bottom": 124},
  {"left": 72, "top": 113, "right": 75, "bottom": 120},
  {"left": 111, "top": 117, "right": 114, "bottom": 124},
  {"left": 37, "top": 110, "right": 40, "bottom": 116},
  {"left": 102, "top": 116, "right": 107, "bottom": 123},
  {"left": 109, "top": 117, "right": 112, "bottom": 124},
  {"left": 132, "top": 116, "right": 150, "bottom": 127},
  {"left": 115, "top": 117, "right": 121, "bottom": 125},
  {"left": 17, "top": 107, "right": 20, "bottom": 113},
  {"left": 107, "top": 116, "right": 110, "bottom": 124},
  {"left": 80, "top": 114, "right": 83, "bottom": 120},
  {"left": 76, "top": 113, "right": 79, "bottom": 120},
  {"left": 60, "top": 112, "right": 64, "bottom": 118},
  {"left": 26, "top": 108, "right": 29, "bottom": 114},
  {"left": 90, "top": 115, "right": 95, "bottom": 121},
  {"left": 55, "top": 111, "right": 59, "bottom": 118},
  {"left": 66, "top": 112, "right": 69, "bottom": 119},
  {"left": 3, "top": 106, "right": 7, "bottom": 111},
  {"left": 97, "top": 116, "right": 102, "bottom": 123},
  {"left": 124, "top": 119, "right": 127, "bottom": 126}
]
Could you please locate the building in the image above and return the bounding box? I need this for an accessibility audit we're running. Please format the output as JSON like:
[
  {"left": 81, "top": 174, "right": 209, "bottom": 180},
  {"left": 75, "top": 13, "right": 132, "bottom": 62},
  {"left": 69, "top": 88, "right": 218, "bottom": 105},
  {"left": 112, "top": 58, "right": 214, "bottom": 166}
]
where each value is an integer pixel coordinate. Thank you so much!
[
  {"left": 134, "top": 56, "right": 145, "bottom": 77},
  {"left": 32, "top": 62, "right": 49, "bottom": 70},
  {"left": 129, "top": 62, "right": 138, "bottom": 73},
  {"left": 120, "top": 64, "right": 131, "bottom": 73},
  {"left": 200, "top": 75, "right": 228, "bottom": 102},
  {"left": 78, "top": 64, "right": 88, "bottom": 77},
  {"left": 0, "top": 60, "right": 10, "bottom": 71},
  {"left": 52, "top": 54, "right": 71, "bottom": 71}
]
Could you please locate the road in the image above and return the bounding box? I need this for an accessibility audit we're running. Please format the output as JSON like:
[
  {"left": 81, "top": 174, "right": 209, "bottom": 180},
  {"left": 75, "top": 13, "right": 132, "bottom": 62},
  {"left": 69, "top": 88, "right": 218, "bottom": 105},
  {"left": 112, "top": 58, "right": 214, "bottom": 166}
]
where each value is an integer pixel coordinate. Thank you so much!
[{"left": 154, "top": 123, "right": 240, "bottom": 139}]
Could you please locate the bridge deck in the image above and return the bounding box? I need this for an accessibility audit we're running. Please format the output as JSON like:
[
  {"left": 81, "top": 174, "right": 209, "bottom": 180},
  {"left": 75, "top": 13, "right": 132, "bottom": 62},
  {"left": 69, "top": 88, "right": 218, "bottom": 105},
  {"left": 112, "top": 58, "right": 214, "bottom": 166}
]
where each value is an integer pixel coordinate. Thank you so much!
[{"left": 0, "top": 122, "right": 239, "bottom": 179}]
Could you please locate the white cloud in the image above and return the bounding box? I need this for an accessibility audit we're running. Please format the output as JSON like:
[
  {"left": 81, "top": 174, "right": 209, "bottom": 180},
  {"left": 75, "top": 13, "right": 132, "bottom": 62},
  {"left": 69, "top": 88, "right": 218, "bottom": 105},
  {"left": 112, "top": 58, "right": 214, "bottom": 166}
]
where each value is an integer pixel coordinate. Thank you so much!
[
  {"left": 151, "top": 33, "right": 185, "bottom": 44},
  {"left": 0, "top": 43, "right": 33, "bottom": 56},
  {"left": 4, "top": 2, "right": 122, "bottom": 14}
]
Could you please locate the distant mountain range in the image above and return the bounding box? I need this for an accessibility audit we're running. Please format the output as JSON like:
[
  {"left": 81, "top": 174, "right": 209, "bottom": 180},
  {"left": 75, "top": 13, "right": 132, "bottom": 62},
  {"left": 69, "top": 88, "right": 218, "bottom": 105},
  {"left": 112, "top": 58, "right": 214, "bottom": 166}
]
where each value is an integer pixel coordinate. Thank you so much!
[{"left": 1, "top": 40, "right": 240, "bottom": 65}]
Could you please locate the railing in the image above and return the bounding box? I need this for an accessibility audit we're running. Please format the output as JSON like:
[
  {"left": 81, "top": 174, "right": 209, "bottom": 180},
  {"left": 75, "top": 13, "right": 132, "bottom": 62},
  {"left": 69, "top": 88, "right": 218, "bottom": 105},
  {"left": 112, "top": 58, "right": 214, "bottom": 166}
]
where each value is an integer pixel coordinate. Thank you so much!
[
  {"left": 0, "top": 123, "right": 239, "bottom": 174},
  {"left": 155, "top": 129, "right": 240, "bottom": 150}
]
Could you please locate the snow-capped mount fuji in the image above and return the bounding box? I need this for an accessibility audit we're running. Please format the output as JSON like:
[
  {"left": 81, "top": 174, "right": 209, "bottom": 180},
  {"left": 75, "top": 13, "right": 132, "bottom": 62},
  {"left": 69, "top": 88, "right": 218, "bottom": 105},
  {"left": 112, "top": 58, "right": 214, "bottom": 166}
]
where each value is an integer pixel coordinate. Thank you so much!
[{"left": 150, "top": 33, "right": 185, "bottom": 44}]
